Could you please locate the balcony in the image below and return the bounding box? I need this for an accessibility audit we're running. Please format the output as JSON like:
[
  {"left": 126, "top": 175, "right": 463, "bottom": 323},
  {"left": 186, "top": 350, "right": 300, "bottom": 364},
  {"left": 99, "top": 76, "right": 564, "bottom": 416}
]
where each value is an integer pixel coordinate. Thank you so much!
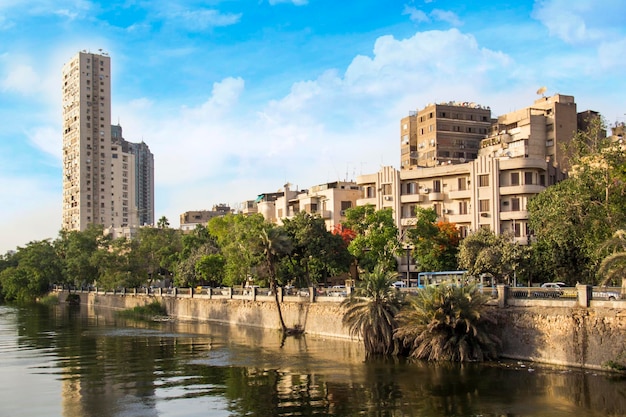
[
  {"left": 500, "top": 210, "right": 528, "bottom": 221},
  {"left": 448, "top": 189, "right": 471, "bottom": 199},
  {"left": 428, "top": 192, "right": 444, "bottom": 201},
  {"left": 500, "top": 184, "right": 545, "bottom": 195},
  {"left": 401, "top": 193, "right": 424, "bottom": 203},
  {"left": 448, "top": 213, "right": 472, "bottom": 223}
]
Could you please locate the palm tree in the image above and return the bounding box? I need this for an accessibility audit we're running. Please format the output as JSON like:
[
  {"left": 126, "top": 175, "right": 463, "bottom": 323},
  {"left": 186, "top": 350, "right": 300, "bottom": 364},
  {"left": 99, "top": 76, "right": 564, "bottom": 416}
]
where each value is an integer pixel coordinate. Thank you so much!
[
  {"left": 395, "top": 284, "right": 500, "bottom": 362},
  {"left": 341, "top": 264, "right": 404, "bottom": 357},
  {"left": 157, "top": 216, "right": 170, "bottom": 229},
  {"left": 597, "top": 230, "right": 626, "bottom": 287},
  {"left": 259, "top": 227, "right": 293, "bottom": 333}
]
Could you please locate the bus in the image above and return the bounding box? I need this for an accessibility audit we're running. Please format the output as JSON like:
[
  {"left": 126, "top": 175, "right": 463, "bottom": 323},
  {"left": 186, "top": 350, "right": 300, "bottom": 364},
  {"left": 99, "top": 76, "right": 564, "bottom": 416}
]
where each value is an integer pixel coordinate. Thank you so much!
[{"left": 417, "top": 271, "right": 493, "bottom": 289}]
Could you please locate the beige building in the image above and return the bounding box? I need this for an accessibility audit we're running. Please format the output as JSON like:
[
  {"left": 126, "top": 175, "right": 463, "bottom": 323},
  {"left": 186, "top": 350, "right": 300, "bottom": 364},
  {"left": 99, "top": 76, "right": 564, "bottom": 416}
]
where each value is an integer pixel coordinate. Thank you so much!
[
  {"left": 180, "top": 205, "right": 232, "bottom": 231},
  {"left": 360, "top": 94, "right": 579, "bottom": 247},
  {"left": 401, "top": 101, "right": 493, "bottom": 170},
  {"left": 62, "top": 51, "right": 154, "bottom": 232},
  {"left": 243, "top": 181, "right": 361, "bottom": 230}
]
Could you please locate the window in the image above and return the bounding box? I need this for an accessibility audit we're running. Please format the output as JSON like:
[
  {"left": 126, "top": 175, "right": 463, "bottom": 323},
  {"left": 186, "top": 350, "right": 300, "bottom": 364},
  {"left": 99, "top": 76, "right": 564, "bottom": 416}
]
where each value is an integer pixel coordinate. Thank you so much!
[
  {"left": 458, "top": 178, "right": 467, "bottom": 191},
  {"left": 511, "top": 197, "right": 520, "bottom": 211},
  {"left": 459, "top": 201, "right": 468, "bottom": 215},
  {"left": 511, "top": 172, "right": 519, "bottom": 186},
  {"left": 513, "top": 222, "right": 521, "bottom": 237},
  {"left": 478, "top": 174, "right": 489, "bottom": 187},
  {"left": 433, "top": 203, "right": 442, "bottom": 216},
  {"left": 433, "top": 180, "right": 441, "bottom": 193},
  {"left": 479, "top": 199, "right": 490, "bottom": 212},
  {"left": 382, "top": 184, "right": 392, "bottom": 195},
  {"left": 341, "top": 201, "right": 352, "bottom": 210},
  {"left": 539, "top": 174, "right": 546, "bottom": 186},
  {"left": 525, "top": 172, "right": 533, "bottom": 185},
  {"left": 366, "top": 186, "right": 375, "bottom": 198}
]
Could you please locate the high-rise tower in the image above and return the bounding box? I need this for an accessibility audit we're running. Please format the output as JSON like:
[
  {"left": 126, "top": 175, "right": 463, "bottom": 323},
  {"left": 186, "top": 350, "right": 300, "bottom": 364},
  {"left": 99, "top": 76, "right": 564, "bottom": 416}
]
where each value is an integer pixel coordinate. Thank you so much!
[
  {"left": 62, "top": 51, "right": 113, "bottom": 231},
  {"left": 62, "top": 51, "right": 154, "bottom": 232}
]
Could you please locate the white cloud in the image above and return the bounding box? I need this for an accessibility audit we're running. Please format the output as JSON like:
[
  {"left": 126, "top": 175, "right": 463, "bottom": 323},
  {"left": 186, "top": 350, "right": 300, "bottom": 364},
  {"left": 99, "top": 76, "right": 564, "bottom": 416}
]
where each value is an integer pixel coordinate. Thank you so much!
[
  {"left": 402, "top": 6, "right": 429, "bottom": 23},
  {"left": 430, "top": 9, "right": 462, "bottom": 26},
  {"left": 403, "top": 6, "right": 462, "bottom": 27},
  {"left": 173, "top": 9, "right": 242, "bottom": 30},
  {"left": 531, "top": 0, "right": 624, "bottom": 44},
  {"left": 27, "top": 126, "right": 61, "bottom": 160},
  {"left": 268, "top": 0, "right": 308, "bottom": 5},
  {"left": 0, "top": 176, "right": 61, "bottom": 254},
  {"left": 0, "top": 63, "right": 39, "bottom": 95}
]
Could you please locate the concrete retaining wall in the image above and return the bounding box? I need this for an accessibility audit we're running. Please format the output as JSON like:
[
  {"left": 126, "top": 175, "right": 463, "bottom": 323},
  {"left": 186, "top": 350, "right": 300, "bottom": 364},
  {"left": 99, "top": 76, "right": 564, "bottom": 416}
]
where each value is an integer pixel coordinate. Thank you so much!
[{"left": 58, "top": 291, "right": 626, "bottom": 371}]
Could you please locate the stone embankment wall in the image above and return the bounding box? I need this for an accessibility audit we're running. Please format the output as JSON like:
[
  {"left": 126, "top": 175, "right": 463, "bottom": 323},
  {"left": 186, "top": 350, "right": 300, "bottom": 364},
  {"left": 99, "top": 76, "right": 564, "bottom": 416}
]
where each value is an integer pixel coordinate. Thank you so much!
[{"left": 58, "top": 291, "right": 626, "bottom": 371}]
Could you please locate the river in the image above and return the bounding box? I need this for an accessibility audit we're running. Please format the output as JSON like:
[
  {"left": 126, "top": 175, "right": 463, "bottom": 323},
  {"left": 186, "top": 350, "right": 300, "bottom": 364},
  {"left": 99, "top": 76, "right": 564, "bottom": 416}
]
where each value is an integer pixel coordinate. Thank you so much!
[{"left": 0, "top": 303, "right": 625, "bottom": 417}]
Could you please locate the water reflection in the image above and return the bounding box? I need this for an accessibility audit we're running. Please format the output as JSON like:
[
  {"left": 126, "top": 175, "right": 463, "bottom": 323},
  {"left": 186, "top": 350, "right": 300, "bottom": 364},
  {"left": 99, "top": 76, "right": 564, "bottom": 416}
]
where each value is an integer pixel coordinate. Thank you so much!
[{"left": 0, "top": 304, "right": 624, "bottom": 417}]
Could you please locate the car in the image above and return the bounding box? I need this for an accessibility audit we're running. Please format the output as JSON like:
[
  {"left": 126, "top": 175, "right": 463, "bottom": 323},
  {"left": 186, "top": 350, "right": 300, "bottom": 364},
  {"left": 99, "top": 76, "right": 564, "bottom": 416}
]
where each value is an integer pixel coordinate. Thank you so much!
[
  {"left": 534, "top": 282, "right": 565, "bottom": 298},
  {"left": 391, "top": 281, "right": 407, "bottom": 288},
  {"left": 330, "top": 285, "right": 347, "bottom": 297},
  {"left": 592, "top": 287, "right": 621, "bottom": 301}
]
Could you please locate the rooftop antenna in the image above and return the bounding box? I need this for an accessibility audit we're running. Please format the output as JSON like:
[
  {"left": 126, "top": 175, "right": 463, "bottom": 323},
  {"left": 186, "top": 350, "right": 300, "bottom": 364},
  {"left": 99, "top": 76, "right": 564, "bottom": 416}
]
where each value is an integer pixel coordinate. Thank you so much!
[{"left": 536, "top": 86, "right": 547, "bottom": 97}]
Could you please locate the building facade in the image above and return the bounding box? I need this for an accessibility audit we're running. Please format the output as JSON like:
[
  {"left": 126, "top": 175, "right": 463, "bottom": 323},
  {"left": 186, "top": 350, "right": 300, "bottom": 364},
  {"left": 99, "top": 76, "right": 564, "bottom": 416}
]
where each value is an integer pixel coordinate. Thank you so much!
[
  {"left": 180, "top": 205, "right": 232, "bottom": 231},
  {"left": 62, "top": 51, "right": 154, "bottom": 232},
  {"left": 242, "top": 181, "right": 361, "bottom": 231},
  {"left": 360, "top": 94, "right": 579, "bottom": 247},
  {"left": 401, "top": 102, "right": 493, "bottom": 170}
]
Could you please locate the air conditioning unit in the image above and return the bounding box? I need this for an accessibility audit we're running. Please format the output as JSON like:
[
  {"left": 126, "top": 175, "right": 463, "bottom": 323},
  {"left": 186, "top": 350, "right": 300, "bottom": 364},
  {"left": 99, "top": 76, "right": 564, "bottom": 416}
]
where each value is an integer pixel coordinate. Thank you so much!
[
  {"left": 442, "top": 209, "right": 450, "bottom": 214},
  {"left": 340, "top": 210, "right": 346, "bottom": 216},
  {"left": 480, "top": 212, "right": 489, "bottom": 217},
  {"left": 423, "top": 188, "right": 430, "bottom": 193},
  {"left": 384, "top": 196, "right": 392, "bottom": 201}
]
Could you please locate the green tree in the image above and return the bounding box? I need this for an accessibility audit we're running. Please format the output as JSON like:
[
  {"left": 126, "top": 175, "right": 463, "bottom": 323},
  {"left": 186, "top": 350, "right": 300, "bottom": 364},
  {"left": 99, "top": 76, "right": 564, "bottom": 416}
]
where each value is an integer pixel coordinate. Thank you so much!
[
  {"left": 157, "top": 216, "right": 170, "bottom": 229},
  {"left": 195, "top": 253, "right": 225, "bottom": 287},
  {"left": 281, "top": 212, "right": 353, "bottom": 287},
  {"left": 92, "top": 237, "right": 146, "bottom": 290},
  {"left": 258, "top": 226, "right": 293, "bottom": 333},
  {"left": 528, "top": 117, "right": 626, "bottom": 284},
  {"left": 407, "top": 207, "right": 460, "bottom": 272},
  {"left": 56, "top": 224, "right": 110, "bottom": 288},
  {"left": 341, "top": 264, "right": 404, "bottom": 357},
  {"left": 597, "top": 230, "right": 626, "bottom": 286},
  {"left": 207, "top": 213, "right": 266, "bottom": 286},
  {"left": 134, "top": 226, "right": 182, "bottom": 285},
  {"left": 395, "top": 284, "right": 500, "bottom": 362},
  {"left": 342, "top": 205, "right": 400, "bottom": 273},
  {"left": 174, "top": 244, "right": 220, "bottom": 288},
  {"left": 457, "top": 228, "right": 518, "bottom": 284}
]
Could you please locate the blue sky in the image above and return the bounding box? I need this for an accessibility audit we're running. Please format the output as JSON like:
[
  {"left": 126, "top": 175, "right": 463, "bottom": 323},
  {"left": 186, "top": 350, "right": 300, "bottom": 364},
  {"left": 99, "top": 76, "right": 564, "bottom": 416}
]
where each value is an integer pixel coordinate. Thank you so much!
[{"left": 1, "top": 0, "right": 625, "bottom": 253}]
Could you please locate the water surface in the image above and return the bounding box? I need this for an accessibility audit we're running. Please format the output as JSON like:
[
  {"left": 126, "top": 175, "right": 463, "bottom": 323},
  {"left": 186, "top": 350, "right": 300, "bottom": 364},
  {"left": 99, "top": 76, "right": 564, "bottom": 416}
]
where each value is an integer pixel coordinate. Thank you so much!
[{"left": 0, "top": 303, "right": 624, "bottom": 417}]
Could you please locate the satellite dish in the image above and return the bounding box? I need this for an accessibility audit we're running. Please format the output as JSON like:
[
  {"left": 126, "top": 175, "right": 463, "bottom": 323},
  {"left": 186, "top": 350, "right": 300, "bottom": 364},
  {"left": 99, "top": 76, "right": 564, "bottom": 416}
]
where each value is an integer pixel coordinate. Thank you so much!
[{"left": 536, "top": 86, "right": 547, "bottom": 96}]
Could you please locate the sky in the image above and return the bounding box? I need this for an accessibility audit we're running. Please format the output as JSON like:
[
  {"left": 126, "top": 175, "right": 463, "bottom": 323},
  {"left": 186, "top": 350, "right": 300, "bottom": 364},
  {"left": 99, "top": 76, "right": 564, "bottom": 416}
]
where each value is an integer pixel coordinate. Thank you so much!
[{"left": 1, "top": 0, "right": 625, "bottom": 253}]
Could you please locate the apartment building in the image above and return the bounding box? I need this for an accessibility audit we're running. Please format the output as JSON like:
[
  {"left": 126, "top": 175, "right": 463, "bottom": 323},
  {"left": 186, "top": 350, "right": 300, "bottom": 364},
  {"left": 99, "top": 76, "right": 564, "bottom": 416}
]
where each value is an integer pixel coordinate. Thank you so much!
[
  {"left": 180, "top": 205, "right": 232, "bottom": 231},
  {"left": 62, "top": 51, "right": 154, "bottom": 232},
  {"left": 401, "top": 102, "right": 493, "bottom": 170},
  {"left": 359, "top": 93, "right": 578, "bottom": 246},
  {"left": 242, "top": 181, "right": 361, "bottom": 230}
]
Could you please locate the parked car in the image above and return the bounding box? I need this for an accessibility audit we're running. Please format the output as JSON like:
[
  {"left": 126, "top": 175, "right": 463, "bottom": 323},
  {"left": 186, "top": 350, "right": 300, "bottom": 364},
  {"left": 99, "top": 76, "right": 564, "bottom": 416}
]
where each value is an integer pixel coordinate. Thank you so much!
[
  {"left": 534, "top": 282, "right": 565, "bottom": 298},
  {"left": 391, "top": 281, "right": 407, "bottom": 288},
  {"left": 592, "top": 287, "right": 621, "bottom": 300}
]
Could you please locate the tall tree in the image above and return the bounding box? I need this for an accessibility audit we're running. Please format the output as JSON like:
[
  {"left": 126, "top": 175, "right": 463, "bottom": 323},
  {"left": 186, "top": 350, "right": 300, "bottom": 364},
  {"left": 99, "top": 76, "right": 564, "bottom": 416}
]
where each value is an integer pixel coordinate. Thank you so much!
[
  {"left": 407, "top": 207, "right": 459, "bottom": 272},
  {"left": 281, "top": 212, "right": 353, "bottom": 287},
  {"left": 457, "top": 228, "right": 519, "bottom": 284},
  {"left": 258, "top": 226, "right": 293, "bottom": 333},
  {"left": 342, "top": 205, "right": 400, "bottom": 273},
  {"left": 134, "top": 226, "right": 182, "bottom": 285},
  {"left": 341, "top": 264, "right": 404, "bottom": 357},
  {"left": 207, "top": 213, "right": 267, "bottom": 286},
  {"left": 56, "top": 224, "right": 110, "bottom": 288}
]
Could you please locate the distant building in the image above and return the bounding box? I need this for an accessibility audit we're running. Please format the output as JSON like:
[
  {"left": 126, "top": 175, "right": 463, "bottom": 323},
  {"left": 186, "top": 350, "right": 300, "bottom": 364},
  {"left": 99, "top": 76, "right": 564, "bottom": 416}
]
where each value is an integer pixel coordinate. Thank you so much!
[
  {"left": 401, "top": 101, "right": 493, "bottom": 170},
  {"left": 180, "top": 205, "right": 232, "bottom": 231},
  {"left": 242, "top": 181, "right": 361, "bottom": 230},
  {"left": 61, "top": 51, "right": 154, "bottom": 232}
]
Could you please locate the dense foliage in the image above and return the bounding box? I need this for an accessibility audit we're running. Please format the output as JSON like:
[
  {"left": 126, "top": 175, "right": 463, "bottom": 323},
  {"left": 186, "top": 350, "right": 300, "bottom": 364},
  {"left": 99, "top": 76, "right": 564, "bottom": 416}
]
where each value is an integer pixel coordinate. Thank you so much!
[
  {"left": 407, "top": 207, "right": 460, "bottom": 272},
  {"left": 395, "top": 284, "right": 500, "bottom": 362},
  {"left": 341, "top": 265, "right": 405, "bottom": 356}
]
